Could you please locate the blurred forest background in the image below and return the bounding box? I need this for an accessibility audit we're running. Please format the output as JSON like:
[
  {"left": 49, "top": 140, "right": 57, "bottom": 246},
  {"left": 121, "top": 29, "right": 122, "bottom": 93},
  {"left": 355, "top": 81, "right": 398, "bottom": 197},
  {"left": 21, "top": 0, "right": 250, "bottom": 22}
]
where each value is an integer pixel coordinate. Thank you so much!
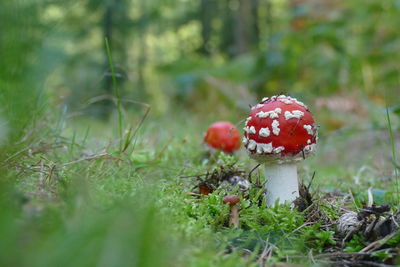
[{"left": 1, "top": 0, "right": 399, "bottom": 131}]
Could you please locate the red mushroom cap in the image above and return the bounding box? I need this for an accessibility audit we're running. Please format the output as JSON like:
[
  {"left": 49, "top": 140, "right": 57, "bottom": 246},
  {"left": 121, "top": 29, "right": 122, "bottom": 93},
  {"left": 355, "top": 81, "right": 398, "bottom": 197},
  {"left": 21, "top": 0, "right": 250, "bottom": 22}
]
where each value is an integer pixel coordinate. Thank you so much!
[
  {"left": 223, "top": 195, "right": 240, "bottom": 206},
  {"left": 204, "top": 121, "right": 241, "bottom": 153},
  {"left": 243, "top": 95, "right": 318, "bottom": 163}
]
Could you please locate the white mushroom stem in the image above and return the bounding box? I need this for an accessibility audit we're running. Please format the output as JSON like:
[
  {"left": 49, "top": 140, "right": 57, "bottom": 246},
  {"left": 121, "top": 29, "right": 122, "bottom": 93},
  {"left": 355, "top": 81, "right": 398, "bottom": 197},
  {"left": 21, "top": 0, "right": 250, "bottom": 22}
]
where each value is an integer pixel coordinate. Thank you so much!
[{"left": 264, "top": 163, "right": 299, "bottom": 206}]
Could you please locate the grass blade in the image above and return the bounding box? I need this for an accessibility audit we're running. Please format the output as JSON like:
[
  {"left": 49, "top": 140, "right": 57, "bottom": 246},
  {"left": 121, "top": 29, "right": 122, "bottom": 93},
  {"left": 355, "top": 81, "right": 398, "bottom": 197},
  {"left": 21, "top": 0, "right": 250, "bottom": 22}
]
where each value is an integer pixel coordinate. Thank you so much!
[
  {"left": 386, "top": 108, "right": 399, "bottom": 204},
  {"left": 105, "top": 38, "right": 123, "bottom": 153}
]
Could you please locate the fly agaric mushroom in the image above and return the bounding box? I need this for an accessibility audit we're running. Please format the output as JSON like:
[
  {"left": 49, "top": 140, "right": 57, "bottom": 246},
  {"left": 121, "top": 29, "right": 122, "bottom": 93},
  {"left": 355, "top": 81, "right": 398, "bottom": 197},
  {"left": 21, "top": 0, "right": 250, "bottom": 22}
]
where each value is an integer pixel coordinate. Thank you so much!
[
  {"left": 223, "top": 195, "right": 240, "bottom": 228},
  {"left": 204, "top": 121, "right": 241, "bottom": 153},
  {"left": 243, "top": 95, "right": 318, "bottom": 206}
]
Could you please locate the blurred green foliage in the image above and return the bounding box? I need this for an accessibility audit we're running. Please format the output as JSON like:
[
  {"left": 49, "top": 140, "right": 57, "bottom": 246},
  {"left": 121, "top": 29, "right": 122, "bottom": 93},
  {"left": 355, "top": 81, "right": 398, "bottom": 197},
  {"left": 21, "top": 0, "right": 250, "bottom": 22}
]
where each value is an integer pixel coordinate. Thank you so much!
[
  {"left": 2, "top": 0, "right": 395, "bottom": 117},
  {"left": 0, "top": 1, "right": 45, "bottom": 147}
]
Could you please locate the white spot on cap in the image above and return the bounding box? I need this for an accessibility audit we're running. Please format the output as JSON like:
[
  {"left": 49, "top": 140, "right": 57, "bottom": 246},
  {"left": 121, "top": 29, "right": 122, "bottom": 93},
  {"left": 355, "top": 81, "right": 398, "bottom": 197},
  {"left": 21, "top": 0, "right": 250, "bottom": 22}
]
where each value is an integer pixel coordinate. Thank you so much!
[
  {"left": 271, "top": 120, "right": 280, "bottom": 135},
  {"left": 259, "top": 127, "right": 270, "bottom": 137},
  {"left": 262, "top": 97, "right": 269, "bottom": 102},
  {"left": 307, "top": 139, "right": 311, "bottom": 144},
  {"left": 292, "top": 97, "right": 308, "bottom": 109},
  {"left": 256, "top": 103, "right": 264, "bottom": 109},
  {"left": 264, "top": 142, "right": 274, "bottom": 153},
  {"left": 273, "top": 108, "right": 282, "bottom": 117},
  {"left": 257, "top": 142, "right": 273, "bottom": 154},
  {"left": 256, "top": 111, "right": 268, "bottom": 118},
  {"left": 304, "top": 143, "right": 316, "bottom": 153},
  {"left": 284, "top": 110, "right": 304, "bottom": 120},
  {"left": 243, "top": 126, "right": 249, "bottom": 133},
  {"left": 256, "top": 144, "right": 263, "bottom": 154},
  {"left": 279, "top": 98, "right": 293, "bottom": 104},
  {"left": 247, "top": 139, "right": 257, "bottom": 150},
  {"left": 303, "top": 124, "right": 314, "bottom": 135},
  {"left": 256, "top": 108, "right": 281, "bottom": 119},
  {"left": 245, "top": 116, "right": 252, "bottom": 125},
  {"left": 249, "top": 126, "right": 256, "bottom": 134},
  {"left": 273, "top": 146, "right": 285, "bottom": 154},
  {"left": 278, "top": 96, "right": 308, "bottom": 109},
  {"left": 242, "top": 137, "right": 248, "bottom": 145}
]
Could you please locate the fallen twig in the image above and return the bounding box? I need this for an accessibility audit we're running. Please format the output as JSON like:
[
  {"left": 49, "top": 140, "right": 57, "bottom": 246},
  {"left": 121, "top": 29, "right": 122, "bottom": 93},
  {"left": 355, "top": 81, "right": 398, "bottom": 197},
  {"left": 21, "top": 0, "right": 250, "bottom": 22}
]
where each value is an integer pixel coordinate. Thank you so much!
[
  {"left": 62, "top": 153, "right": 112, "bottom": 166},
  {"left": 360, "top": 230, "right": 400, "bottom": 253},
  {"left": 185, "top": 192, "right": 202, "bottom": 197}
]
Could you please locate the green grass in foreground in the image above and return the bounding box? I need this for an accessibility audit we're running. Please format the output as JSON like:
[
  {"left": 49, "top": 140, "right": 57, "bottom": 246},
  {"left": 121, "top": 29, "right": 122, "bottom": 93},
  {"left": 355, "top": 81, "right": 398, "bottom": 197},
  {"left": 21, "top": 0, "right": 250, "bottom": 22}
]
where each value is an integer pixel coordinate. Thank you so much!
[{"left": 0, "top": 107, "right": 399, "bottom": 266}]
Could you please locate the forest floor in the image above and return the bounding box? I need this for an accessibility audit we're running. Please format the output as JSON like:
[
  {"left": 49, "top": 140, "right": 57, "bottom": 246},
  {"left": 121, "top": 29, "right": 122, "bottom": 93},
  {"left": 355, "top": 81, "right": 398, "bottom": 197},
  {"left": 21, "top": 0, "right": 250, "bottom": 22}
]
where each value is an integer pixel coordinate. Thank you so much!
[{"left": 2, "top": 97, "right": 400, "bottom": 267}]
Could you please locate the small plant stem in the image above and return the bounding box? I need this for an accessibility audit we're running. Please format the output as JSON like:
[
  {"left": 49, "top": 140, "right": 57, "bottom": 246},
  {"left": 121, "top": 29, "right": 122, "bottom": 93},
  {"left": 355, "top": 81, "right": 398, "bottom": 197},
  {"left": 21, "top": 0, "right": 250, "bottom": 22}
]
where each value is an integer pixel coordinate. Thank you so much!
[
  {"left": 70, "top": 130, "right": 76, "bottom": 155},
  {"left": 386, "top": 108, "right": 399, "bottom": 204},
  {"left": 105, "top": 38, "right": 123, "bottom": 153},
  {"left": 229, "top": 205, "right": 239, "bottom": 228},
  {"left": 82, "top": 125, "right": 91, "bottom": 147}
]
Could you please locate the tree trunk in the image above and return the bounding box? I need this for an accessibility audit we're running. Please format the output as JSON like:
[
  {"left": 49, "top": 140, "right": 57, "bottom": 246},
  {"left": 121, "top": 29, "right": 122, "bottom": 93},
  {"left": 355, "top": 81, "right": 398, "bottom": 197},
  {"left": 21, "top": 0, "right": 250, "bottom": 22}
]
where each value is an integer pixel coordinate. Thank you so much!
[
  {"left": 199, "top": 0, "right": 211, "bottom": 55},
  {"left": 137, "top": 0, "right": 147, "bottom": 98},
  {"left": 234, "top": 0, "right": 251, "bottom": 55},
  {"left": 251, "top": 0, "right": 260, "bottom": 48},
  {"left": 101, "top": 1, "right": 114, "bottom": 118}
]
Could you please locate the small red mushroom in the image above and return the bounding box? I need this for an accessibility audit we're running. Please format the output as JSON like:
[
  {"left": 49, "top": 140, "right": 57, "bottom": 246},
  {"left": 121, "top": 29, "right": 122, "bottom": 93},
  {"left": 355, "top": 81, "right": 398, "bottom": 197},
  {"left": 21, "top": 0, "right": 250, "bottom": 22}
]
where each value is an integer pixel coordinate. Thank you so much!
[
  {"left": 204, "top": 121, "right": 241, "bottom": 153},
  {"left": 223, "top": 195, "right": 240, "bottom": 228},
  {"left": 243, "top": 95, "right": 318, "bottom": 206}
]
